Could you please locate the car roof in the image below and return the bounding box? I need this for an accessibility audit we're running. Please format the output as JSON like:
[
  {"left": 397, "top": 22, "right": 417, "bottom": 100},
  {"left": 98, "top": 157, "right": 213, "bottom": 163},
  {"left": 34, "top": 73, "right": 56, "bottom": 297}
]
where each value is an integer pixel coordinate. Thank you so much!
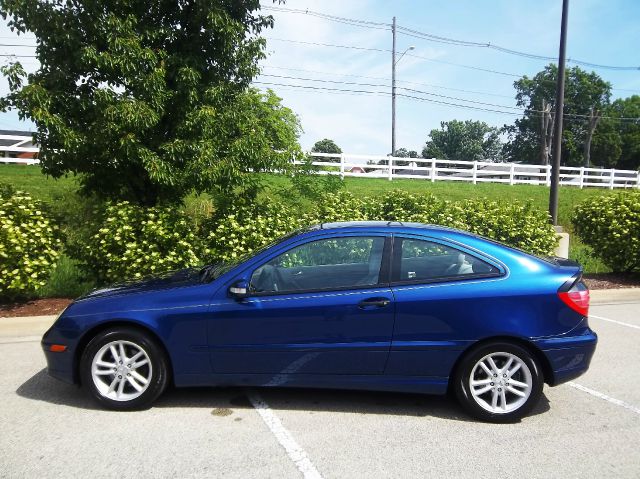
[{"left": 309, "top": 220, "right": 462, "bottom": 234}]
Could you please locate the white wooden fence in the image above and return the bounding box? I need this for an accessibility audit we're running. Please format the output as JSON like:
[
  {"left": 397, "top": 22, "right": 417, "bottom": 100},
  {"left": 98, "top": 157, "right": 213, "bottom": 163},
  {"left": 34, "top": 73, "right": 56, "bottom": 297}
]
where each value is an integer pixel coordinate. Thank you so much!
[
  {"left": 0, "top": 134, "right": 39, "bottom": 165},
  {"left": 297, "top": 153, "right": 640, "bottom": 190},
  {"left": 2, "top": 141, "right": 638, "bottom": 189}
]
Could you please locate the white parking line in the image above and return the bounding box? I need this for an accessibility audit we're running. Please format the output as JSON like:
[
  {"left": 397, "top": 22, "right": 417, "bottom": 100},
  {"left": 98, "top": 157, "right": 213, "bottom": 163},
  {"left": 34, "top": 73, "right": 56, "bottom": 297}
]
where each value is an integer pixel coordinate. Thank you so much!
[
  {"left": 248, "top": 391, "right": 324, "bottom": 479},
  {"left": 568, "top": 382, "right": 640, "bottom": 416},
  {"left": 590, "top": 314, "right": 640, "bottom": 330}
]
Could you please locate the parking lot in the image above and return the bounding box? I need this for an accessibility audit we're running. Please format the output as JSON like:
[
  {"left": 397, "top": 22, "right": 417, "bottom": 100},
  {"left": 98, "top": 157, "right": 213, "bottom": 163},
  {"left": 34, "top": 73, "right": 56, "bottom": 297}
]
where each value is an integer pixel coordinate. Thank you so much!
[{"left": 1, "top": 295, "right": 639, "bottom": 479}]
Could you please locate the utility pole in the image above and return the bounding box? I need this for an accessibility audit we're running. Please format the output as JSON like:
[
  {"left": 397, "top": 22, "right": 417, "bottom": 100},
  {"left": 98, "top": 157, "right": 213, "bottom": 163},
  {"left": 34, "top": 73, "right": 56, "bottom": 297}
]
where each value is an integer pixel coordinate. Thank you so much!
[
  {"left": 391, "top": 16, "right": 397, "bottom": 156},
  {"left": 549, "top": 0, "right": 569, "bottom": 226}
]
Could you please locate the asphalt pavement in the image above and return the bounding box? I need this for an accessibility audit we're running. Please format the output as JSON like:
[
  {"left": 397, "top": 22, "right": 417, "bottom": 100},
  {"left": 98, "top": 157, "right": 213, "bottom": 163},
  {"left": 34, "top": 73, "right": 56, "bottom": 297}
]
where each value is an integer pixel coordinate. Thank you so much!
[{"left": 1, "top": 291, "right": 639, "bottom": 479}]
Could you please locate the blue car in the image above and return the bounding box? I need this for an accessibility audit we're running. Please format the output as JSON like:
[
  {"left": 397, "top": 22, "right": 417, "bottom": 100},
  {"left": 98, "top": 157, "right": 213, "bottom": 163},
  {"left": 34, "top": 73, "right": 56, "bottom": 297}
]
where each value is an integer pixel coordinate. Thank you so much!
[{"left": 42, "top": 221, "right": 596, "bottom": 422}]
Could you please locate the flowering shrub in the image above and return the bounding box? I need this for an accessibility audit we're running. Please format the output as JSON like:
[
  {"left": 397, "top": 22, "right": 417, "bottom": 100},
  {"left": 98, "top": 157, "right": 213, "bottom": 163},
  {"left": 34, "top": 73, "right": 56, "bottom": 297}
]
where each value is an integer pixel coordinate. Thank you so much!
[
  {"left": 85, "top": 202, "right": 201, "bottom": 282},
  {"left": 0, "top": 189, "right": 61, "bottom": 299},
  {"left": 202, "top": 202, "right": 305, "bottom": 263},
  {"left": 459, "top": 199, "right": 558, "bottom": 257},
  {"left": 573, "top": 192, "right": 640, "bottom": 272},
  {"left": 304, "top": 191, "right": 557, "bottom": 257},
  {"left": 83, "top": 191, "right": 560, "bottom": 284}
]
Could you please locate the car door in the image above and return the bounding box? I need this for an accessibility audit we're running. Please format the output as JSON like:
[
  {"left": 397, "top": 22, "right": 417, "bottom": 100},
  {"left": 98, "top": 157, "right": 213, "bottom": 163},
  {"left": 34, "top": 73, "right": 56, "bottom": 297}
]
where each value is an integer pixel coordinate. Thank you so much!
[
  {"left": 207, "top": 233, "right": 395, "bottom": 375},
  {"left": 386, "top": 235, "right": 505, "bottom": 379}
]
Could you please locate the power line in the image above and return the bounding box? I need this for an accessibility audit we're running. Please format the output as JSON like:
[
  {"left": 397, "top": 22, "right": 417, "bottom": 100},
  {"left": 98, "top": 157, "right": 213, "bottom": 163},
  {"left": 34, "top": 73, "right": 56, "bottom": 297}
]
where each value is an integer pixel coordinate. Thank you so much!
[
  {"left": 254, "top": 80, "right": 553, "bottom": 118},
  {"left": 263, "top": 4, "right": 640, "bottom": 71},
  {"left": 267, "top": 37, "right": 387, "bottom": 53},
  {"left": 255, "top": 78, "right": 640, "bottom": 122},
  {"left": 398, "top": 28, "right": 640, "bottom": 71},
  {"left": 0, "top": 53, "right": 37, "bottom": 58},
  {"left": 0, "top": 43, "right": 37, "bottom": 47},
  {"left": 266, "top": 37, "right": 523, "bottom": 77},
  {"left": 260, "top": 73, "right": 526, "bottom": 111},
  {"left": 266, "top": 37, "right": 640, "bottom": 93},
  {"left": 261, "top": 5, "right": 390, "bottom": 31},
  {"left": 262, "top": 64, "right": 516, "bottom": 99}
]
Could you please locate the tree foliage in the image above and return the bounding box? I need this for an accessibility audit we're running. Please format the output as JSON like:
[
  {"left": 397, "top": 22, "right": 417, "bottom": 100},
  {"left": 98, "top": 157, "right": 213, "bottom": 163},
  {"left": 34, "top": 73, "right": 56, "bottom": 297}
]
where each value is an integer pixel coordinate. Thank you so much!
[
  {"left": 393, "top": 148, "right": 419, "bottom": 158},
  {"left": 422, "top": 120, "right": 503, "bottom": 162},
  {"left": 0, "top": 0, "right": 301, "bottom": 205},
  {"left": 504, "top": 64, "right": 617, "bottom": 167},
  {"left": 609, "top": 96, "right": 640, "bottom": 170},
  {"left": 311, "top": 138, "right": 342, "bottom": 154}
]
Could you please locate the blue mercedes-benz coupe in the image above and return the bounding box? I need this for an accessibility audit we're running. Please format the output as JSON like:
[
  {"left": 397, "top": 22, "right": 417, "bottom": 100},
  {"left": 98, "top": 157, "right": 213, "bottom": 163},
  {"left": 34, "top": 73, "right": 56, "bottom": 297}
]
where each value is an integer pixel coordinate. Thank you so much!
[{"left": 42, "top": 221, "right": 596, "bottom": 422}]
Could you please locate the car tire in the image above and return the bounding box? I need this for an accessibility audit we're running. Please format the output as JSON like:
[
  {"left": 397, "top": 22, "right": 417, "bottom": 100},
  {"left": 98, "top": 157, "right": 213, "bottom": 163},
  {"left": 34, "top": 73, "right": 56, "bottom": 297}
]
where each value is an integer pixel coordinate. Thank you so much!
[
  {"left": 454, "top": 341, "right": 543, "bottom": 423},
  {"left": 80, "top": 327, "right": 169, "bottom": 410}
]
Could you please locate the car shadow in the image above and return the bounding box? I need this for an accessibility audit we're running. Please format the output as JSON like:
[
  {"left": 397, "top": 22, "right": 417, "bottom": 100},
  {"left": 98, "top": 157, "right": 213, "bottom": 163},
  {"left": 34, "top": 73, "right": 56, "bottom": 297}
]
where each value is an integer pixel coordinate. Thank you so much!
[{"left": 18, "top": 368, "right": 550, "bottom": 423}]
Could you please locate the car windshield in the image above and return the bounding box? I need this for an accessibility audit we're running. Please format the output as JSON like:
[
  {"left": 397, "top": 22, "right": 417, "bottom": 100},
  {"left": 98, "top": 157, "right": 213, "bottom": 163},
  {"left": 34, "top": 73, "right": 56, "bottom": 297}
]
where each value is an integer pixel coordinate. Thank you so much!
[{"left": 199, "top": 229, "right": 304, "bottom": 283}]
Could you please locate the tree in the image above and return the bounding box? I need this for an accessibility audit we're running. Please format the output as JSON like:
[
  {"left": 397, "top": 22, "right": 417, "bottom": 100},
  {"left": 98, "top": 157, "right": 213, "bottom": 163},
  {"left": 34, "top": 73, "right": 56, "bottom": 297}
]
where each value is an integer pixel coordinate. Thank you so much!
[
  {"left": 311, "top": 138, "right": 342, "bottom": 154},
  {"left": 393, "top": 148, "right": 419, "bottom": 158},
  {"left": 310, "top": 138, "right": 341, "bottom": 164},
  {"left": 609, "top": 96, "right": 640, "bottom": 170},
  {"left": 422, "top": 120, "right": 503, "bottom": 162},
  {"left": 504, "top": 64, "right": 616, "bottom": 167},
  {"left": 0, "top": 0, "right": 301, "bottom": 206}
]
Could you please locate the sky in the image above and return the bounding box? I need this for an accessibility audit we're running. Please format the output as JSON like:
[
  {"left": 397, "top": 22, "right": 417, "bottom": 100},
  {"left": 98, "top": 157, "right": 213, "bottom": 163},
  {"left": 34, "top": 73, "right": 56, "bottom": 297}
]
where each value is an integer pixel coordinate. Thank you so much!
[{"left": 1, "top": 0, "right": 639, "bottom": 155}]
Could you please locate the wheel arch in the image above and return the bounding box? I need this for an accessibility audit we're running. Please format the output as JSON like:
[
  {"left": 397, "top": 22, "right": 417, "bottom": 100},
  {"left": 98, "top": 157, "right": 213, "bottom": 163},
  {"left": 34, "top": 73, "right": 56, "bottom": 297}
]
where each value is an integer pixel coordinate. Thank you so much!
[
  {"left": 448, "top": 335, "right": 554, "bottom": 391},
  {"left": 74, "top": 320, "right": 174, "bottom": 386}
]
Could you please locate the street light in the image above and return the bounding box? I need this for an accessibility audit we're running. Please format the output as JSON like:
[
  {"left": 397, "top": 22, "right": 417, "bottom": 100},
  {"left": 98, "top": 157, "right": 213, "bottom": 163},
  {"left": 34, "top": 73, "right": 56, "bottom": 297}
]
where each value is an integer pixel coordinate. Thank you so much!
[
  {"left": 396, "top": 45, "right": 415, "bottom": 65},
  {"left": 391, "top": 15, "right": 414, "bottom": 156}
]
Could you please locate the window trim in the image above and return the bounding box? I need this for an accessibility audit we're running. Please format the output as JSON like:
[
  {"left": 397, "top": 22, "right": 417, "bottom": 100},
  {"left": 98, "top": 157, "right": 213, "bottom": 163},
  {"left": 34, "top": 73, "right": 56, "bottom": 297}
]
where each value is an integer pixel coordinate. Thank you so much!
[
  {"left": 390, "top": 234, "right": 505, "bottom": 287},
  {"left": 246, "top": 234, "right": 392, "bottom": 297}
]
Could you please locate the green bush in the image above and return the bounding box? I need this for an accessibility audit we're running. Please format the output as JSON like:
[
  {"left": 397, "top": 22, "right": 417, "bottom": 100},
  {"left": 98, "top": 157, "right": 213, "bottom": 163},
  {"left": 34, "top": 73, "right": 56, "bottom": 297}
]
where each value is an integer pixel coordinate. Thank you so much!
[
  {"left": 0, "top": 188, "right": 61, "bottom": 300},
  {"left": 37, "top": 254, "right": 96, "bottom": 298},
  {"left": 85, "top": 202, "right": 202, "bottom": 282},
  {"left": 307, "top": 191, "right": 557, "bottom": 257},
  {"left": 573, "top": 192, "right": 640, "bottom": 272},
  {"left": 74, "top": 190, "right": 559, "bottom": 286},
  {"left": 203, "top": 202, "right": 305, "bottom": 263},
  {"left": 459, "top": 199, "right": 558, "bottom": 257}
]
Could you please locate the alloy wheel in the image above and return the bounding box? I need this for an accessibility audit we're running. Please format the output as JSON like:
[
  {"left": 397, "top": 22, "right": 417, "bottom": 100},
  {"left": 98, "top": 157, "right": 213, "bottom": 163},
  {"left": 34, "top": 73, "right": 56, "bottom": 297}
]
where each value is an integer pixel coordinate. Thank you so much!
[{"left": 468, "top": 351, "right": 533, "bottom": 414}]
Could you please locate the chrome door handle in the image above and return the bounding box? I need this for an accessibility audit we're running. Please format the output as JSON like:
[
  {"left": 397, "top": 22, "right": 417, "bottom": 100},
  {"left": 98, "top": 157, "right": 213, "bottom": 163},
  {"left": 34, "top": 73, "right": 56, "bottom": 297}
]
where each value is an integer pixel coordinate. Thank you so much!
[{"left": 358, "top": 297, "right": 391, "bottom": 309}]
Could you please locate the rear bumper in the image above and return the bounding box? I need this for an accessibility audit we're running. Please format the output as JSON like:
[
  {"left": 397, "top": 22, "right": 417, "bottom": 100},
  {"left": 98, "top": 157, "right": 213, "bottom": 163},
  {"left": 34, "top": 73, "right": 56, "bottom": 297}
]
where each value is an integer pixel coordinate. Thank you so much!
[{"left": 533, "top": 328, "right": 598, "bottom": 386}]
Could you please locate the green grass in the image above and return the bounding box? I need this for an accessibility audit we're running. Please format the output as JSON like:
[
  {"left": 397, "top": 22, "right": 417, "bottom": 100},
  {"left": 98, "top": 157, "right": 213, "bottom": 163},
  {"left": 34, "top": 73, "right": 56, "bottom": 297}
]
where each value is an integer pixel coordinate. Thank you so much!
[
  {"left": 0, "top": 164, "right": 618, "bottom": 280},
  {"left": 264, "top": 174, "right": 616, "bottom": 230},
  {"left": 1, "top": 164, "right": 616, "bottom": 231},
  {"left": 0, "top": 164, "right": 76, "bottom": 202}
]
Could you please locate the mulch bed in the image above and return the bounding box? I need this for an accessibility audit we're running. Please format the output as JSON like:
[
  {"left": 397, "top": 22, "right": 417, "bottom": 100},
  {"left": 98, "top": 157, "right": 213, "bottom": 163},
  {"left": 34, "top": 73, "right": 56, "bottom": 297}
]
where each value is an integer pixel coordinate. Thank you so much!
[
  {"left": 583, "top": 273, "right": 640, "bottom": 290},
  {"left": 0, "top": 298, "right": 73, "bottom": 318},
  {"left": 1, "top": 273, "right": 639, "bottom": 318}
]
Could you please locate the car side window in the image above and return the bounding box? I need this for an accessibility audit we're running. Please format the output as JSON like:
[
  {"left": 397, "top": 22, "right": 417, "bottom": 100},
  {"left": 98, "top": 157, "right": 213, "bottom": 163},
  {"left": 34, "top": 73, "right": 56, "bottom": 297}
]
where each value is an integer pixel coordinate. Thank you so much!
[
  {"left": 250, "top": 236, "right": 386, "bottom": 294},
  {"left": 392, "top": 238, "right": 499, "bottom": 283}
]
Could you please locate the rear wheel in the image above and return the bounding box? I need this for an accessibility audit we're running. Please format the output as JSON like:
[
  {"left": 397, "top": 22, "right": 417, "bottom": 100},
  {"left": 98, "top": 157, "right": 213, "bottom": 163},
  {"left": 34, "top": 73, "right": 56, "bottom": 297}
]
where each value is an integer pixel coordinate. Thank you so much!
[
  {"left": 454, "top": 342, "right": 543, "bottom": 423},
  {"left": 80, "top": 327, "right": 169, "bottom": 410}
]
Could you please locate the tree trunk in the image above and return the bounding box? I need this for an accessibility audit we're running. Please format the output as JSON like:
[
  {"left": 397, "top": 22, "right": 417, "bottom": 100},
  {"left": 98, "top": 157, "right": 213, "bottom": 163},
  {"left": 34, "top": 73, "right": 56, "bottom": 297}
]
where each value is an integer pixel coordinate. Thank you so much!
[
  {"left": 583, "top": 108, "right": 601, "bottom": 168},
  {"left": 539, "top": 100, "right": 553, "bottom": 165}
]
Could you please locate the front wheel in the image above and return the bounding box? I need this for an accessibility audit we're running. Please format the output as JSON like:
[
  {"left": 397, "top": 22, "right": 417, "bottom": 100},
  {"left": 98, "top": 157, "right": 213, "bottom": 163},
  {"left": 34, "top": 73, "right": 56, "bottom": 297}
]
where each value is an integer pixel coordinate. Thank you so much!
[
  {"left": 80, "top": 327, "right": 169, "bottom": 410},
  {"left": 454, "top": 342, "right": 543, "bottom": 423}
]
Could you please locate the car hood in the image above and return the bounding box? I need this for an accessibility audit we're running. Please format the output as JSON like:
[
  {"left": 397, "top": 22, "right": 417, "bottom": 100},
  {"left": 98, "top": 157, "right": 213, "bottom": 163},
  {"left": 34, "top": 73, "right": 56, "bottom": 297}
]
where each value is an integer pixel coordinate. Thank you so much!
[{"left": 80, "top": 267, "right": 203, "bottom": 300}]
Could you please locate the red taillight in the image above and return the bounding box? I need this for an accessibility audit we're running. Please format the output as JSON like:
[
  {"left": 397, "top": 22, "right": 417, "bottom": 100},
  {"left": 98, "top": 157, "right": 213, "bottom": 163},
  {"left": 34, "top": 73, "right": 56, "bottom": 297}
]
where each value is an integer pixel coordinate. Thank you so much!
[
  {"left": 558, "top": 281, "right": 589, "bottom": 316},
  {"left": 49, "top": 344, "right": 67, "bottom": 352}
]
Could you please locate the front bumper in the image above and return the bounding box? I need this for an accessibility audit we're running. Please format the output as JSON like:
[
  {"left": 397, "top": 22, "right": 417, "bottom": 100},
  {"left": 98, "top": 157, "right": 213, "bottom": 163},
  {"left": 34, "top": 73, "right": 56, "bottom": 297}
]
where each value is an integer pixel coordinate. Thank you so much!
[
  {"left": 41, "top": 326, "right": 78, "bottom": 385},
  {"left": 533, "top": 328, "right": 598, "bottom": 386}
]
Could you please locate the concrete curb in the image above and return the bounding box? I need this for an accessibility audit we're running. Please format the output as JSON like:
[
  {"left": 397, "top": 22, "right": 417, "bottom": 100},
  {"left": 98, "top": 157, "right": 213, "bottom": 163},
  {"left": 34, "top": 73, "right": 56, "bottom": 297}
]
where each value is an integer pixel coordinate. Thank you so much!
[
  {"left": 0, "top": 315, "right": 57, "bottom": 339},
  {"left": 590, "top": 288, "right": 640, "bottom": 305}
]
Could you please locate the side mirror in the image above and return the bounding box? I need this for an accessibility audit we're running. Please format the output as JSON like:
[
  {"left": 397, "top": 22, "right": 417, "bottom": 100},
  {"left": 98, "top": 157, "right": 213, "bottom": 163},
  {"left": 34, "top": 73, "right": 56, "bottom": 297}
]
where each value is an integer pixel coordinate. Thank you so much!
[{"left": 229, "top": 280, "right": 248, "bottom": 298}]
